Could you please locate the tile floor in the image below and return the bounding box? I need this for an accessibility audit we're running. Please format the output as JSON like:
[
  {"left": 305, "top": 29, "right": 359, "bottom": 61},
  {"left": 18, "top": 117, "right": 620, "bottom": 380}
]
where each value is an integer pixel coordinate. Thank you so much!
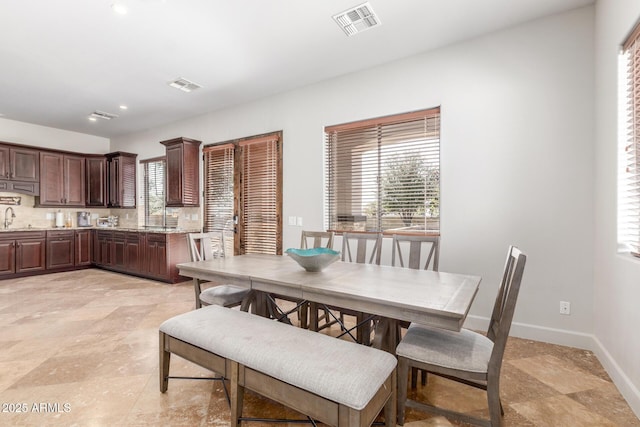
[{"left": 0, "top": 269, "right": 638, "bottom": 426}]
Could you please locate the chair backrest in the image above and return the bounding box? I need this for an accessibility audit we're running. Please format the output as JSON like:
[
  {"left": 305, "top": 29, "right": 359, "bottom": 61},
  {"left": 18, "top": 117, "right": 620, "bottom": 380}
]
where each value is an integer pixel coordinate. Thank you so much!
[
  {"left": 300, "top": 230, "right": 335, "bottom": 249},
  {"left": 390, "top": 234, "right": 440, "bottom": 271},
  {"left": 341, "top": 232, "right": 382, "bottom": 265},
  {"left": 187, "top": 231, "right": 227, "bottom": 262},
  {"left": 487, "top": 245, "right": 526, "bottom": 369}
]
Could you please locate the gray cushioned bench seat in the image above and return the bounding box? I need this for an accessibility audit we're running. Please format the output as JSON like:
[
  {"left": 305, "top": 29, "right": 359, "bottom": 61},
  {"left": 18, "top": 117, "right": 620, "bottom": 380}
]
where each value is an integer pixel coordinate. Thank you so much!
[{"left": 159, "top": 304, "right": 397, "bottom": 426}]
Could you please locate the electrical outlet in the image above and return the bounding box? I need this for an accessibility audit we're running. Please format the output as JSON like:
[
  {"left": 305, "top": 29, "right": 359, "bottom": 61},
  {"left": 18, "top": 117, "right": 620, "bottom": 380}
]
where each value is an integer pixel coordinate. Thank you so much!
[
  {"left": 288, "top": 216, "right": 296, "bottom": 226},
  {"left": 559, "top": 301, "right": 571, "bottom": 315},
  {"left": 296, "top": 217, "right": 303, "bottom": 227}
]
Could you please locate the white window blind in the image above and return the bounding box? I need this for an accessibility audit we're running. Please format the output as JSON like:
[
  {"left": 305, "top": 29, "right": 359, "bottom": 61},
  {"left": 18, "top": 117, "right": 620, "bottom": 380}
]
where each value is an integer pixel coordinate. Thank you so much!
[
  {"left": 325, "top": 108, "right": 440, "bottom": 235},
  {"left": 621, "top": 24, "right": 640, "bottom": 256}
]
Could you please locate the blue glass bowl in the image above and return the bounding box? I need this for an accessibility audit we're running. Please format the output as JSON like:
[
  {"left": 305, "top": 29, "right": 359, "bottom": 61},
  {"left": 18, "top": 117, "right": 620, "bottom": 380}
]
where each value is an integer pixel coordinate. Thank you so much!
[{"left": 285, "top": 248, "right": 340, "bottom": 272}]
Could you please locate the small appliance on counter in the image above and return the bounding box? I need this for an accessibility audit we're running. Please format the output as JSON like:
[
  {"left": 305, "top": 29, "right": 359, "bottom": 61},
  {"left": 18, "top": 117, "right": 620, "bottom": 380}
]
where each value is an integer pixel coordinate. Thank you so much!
[
  {"left": 97, "top": 215, "right": 118, "bottom": 228},
  {"left": 77, "top": 211, "right": 91, "bottom": 227}
]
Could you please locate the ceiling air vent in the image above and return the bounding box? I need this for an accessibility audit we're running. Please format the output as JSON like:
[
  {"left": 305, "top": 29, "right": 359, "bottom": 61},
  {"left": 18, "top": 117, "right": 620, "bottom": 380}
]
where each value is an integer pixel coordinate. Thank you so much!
[
  {"left": 90, "top": 110, "right": 119, "bottom": 120},
  {"left": 333, "top": 2, "right": 380, "bottom": 37},
  {"left": 168, "top": 77, "right": 202, "bottom": 93}
]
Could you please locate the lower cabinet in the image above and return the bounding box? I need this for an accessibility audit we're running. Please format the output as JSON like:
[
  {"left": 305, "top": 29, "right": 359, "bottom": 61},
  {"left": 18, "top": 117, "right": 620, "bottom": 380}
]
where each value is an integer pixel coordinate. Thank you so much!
[
  {"left": 91, "top": 230, "right": 189, "bottom": 283},
  {"left": 0, "top": 229, "right": 188, "bottom": 282},
  {"left": 46, "top": 230, "right": 75, "bottom": 269},
  {"left": 46, "top": 229, "right": 93, "bottom": 270},
  {"left": 75, "top": 229, "right": 92, "bottom": 266},
  {"left": 0, "top": 232, "right": 47, "bottom": 276}
]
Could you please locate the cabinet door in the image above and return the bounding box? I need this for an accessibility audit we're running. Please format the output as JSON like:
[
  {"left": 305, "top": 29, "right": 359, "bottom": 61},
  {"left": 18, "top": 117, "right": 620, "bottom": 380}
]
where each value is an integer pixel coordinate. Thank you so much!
[
  {"left": 39, "top": 152, "right": 65, "bottom": 205},
  {"left": 46, "top": 233, "right": 74, "bottom": 269},
  {"left": 75, "top": 230, "right": 92, "bottom": 266},
  {"left": 0, "top": 146, "right": 9, "bottom": 179},
  {"left": 0, "top": 240, "right": 16, "bottom": 276},
  {"left": 162, "top": 137, "right": 201, "bottom": 207},
  {"left": 64, "top": 155, "right": 85, "bottom": 206},
  {"left": 165, "top": 143, "right": 184, "bottom": 206},
  {"left": 112, "top": 232, "right": 126, "bottom": 269},
  {"left": 16, "top": 238, "right": 46, "bottom": 273},
  {"left": 97, "top": 232, "right": 112, "bottom": 266},
  {"left": 108, "top": 156, "right": 120, "bottom": 207},
  {"left": 145, "top": 234, "right": 168, "bottom": 279},
  {"left": 11, "top": 148, "right": 39, "bottom": 182},
  {"left": 86, "top": 157, "right": 107, "bottom": 207},
  {"left": 125, "top": 233, "right": 143, "bottom": 272},
  {"left": 107, "top": 153, "right": 137, "bottom": 208}
]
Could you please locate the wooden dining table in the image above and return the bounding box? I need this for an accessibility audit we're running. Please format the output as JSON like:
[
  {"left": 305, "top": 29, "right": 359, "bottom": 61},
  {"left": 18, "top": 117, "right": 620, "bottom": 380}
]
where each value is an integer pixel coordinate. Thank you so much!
[{"left": 177, "top": 254, "right": 482, "bottom": 354}]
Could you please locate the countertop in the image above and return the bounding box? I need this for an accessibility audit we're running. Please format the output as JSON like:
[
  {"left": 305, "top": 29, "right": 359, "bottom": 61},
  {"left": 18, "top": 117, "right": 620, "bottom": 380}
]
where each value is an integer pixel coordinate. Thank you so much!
[{"left": 0, "top": 226, "right": 200, "bottom": 234}]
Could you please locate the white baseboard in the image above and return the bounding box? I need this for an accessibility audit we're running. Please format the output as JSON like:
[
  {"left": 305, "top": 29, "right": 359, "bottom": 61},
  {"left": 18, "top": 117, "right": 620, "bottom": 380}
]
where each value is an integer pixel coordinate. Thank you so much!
[
  {"left": 463, "top": 315, "right": 640, "bottom": 419},
  {"left": 591, "top": 336, "right": 640, "bottom": 420}
]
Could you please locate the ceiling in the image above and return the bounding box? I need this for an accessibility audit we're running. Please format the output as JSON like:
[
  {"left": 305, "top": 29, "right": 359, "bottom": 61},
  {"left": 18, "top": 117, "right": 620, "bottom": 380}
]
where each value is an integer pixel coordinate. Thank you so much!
[{"left": 0, "top": 0, "right": 593, "bottom": 139}]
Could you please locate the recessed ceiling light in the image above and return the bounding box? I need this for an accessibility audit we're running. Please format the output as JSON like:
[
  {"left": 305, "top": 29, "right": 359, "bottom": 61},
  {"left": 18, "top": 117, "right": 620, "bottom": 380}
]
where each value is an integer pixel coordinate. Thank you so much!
[
  {"left": 119, "top": 105, "right": 128, "bottom": 110},
  {"left": 111, "top": 3, "right": 128, "bottom": 15},
  {"left": 168, "top": 77, "right": 202, "bottom": 93},
  {"left": 333, "top": 2, "right": 380, "bottom": 36},
  {"left": 88, "top": 117, "right": 97, "bottom": 122}
]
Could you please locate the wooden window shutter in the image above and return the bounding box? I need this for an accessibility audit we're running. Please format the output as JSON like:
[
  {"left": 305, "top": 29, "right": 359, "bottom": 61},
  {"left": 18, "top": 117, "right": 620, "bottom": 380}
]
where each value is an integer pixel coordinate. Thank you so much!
[
  {"left": 238, "top": 134, "right": 282, "bottom": 255},
  {"left": 203, "top": 143, "right": 235, "bottom": 232}
]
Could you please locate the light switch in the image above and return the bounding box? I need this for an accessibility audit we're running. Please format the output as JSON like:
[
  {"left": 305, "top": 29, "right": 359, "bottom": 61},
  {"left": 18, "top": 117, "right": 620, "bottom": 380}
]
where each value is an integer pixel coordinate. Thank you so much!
[
  {"left": 288, "top": 216, "right": 296, "bottom": 226},
  {"left": 297, "top": 217, "right": 303, "bottom": 226}
]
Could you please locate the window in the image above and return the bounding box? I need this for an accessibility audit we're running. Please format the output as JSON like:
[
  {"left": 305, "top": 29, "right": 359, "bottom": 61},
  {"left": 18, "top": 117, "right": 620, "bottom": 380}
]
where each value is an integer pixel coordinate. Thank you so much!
[
  {"left": 142, "top": 157, "right": 168, "bottom": 227},
  {"left": 203, "top": 132, "right": 283, "bottom": 255},
  {"left": 325, "top": 108, "right": 440, "bottom": 235},
  {"left": 620, "top": 22, "right": 640, "bottom": 256}
]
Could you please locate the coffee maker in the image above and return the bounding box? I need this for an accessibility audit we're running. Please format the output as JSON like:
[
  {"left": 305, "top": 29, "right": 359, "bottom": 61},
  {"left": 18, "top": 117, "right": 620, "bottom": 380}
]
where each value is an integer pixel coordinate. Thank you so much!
[{"left": 77, "top": 211, "right": 91, "bottom": 227}]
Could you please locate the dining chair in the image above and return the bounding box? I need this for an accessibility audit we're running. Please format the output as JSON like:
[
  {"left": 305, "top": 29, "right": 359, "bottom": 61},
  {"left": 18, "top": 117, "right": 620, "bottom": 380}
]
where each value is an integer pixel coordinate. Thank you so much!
[
  {"left": 395, "top": 245, "right": 527, "bottom": 427},
  {"left": 310, "top": 232, "right": 382, "bottom": 344},
  {"left": 391, "top": 234, "right": 440, "bottom": 387},
  {"left": 187, "top": 231, "right": 250, "bottom": 310},
  {"left": 300, "top": 230, "right": 335, "bottom": 250},
  {"left": 391, "top": 234, "right": 440, "bottom": 271},
  {"left": 271, "top": 230, "right": 337, "bottom": 327}
]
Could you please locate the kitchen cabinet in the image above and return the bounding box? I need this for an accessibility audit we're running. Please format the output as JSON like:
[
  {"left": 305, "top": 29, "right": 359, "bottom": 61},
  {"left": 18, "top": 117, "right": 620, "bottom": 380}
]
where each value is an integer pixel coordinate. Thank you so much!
[
  {"left": 125, "top": 232, "right": 144, "bottom": 272},
  {"left": 46, "top": 230, "right": 74, "bottom": 269},
  {"left": 160, "top": 137, "right": 201, "bottom": 207},
  {"left": 106, "top": 152, "right": 137, "bottom": 208},
  {"left": 86, "top": 156, "right": 107, "bottom": 207},
  {"left": 91, "top": 229, "right": 189, "bottom": 283},
  {"left": 95, "top": 230, "right": 113, "bottom": 266},
  {"left": 38, "top": 152, "right": 86, "bottom": 206},
  {"left": 0, "top": 145, "right": 40, "bottom": 196},
  {"left": 0, "top": 231, "right": 46, "bottom": 276},
  {"left": 112, "top": 231, "right": 127, "bottom": 269},
  {"left": 75, "top": 229, "right": 92, "bottom": 266},
  {"left": 144, "top": 232, "right": 168, "bottom": 280}
]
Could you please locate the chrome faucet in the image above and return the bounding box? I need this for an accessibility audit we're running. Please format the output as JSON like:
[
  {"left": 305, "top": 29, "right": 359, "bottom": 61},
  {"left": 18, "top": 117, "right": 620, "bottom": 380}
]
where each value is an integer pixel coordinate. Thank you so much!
[{"left": 3, "top": 207, "right": 16, "bottom": 229}]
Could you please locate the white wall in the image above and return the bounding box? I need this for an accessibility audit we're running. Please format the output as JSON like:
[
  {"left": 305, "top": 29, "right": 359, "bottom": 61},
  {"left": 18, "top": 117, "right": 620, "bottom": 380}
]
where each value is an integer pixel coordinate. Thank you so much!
[
  {"left": 113, "top": 6, "right": 596, "bottom": 348},
  {"left": 0, "top": 117, "right": 110, "bottom": 153},
  {"left": 594, "top": 0, "right": 640, "bottom": 416}
]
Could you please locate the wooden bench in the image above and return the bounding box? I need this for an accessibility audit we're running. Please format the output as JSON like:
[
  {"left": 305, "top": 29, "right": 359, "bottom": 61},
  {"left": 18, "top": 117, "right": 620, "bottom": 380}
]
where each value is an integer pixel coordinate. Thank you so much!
[{"left": 159, "top": 305, "right": 397, "bottom": 426}]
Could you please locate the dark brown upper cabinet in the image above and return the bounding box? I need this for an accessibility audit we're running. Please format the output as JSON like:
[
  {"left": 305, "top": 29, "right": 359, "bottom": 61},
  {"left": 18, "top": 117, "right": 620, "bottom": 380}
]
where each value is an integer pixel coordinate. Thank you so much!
[
  {"left": 161, "top": 137, "right": 201, "bottom": 207},
  {"left": 106, "top": 152, "right": 137, "bottom": 208},
  {"left": 0, "top": 145, "right": 40, "bottom": 196},
  {"left": 86, "top": 155, "right": 107, "bottom": 207},
  {"left": 38, "top": 152, "right": 85, "bottom": 206}
]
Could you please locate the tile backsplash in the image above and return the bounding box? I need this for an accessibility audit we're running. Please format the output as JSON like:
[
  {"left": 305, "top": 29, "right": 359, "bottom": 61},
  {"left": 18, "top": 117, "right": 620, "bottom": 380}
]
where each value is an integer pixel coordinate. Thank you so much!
[{"left": 0, "top": 192, "right": 203, "bottom": 230}]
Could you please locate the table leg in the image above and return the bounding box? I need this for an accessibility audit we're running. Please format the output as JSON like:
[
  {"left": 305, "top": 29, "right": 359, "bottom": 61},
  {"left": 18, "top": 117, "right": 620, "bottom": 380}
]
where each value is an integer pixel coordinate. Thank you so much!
[{"left": 373, "top": 317, "right": 398, "bottom": 355}]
